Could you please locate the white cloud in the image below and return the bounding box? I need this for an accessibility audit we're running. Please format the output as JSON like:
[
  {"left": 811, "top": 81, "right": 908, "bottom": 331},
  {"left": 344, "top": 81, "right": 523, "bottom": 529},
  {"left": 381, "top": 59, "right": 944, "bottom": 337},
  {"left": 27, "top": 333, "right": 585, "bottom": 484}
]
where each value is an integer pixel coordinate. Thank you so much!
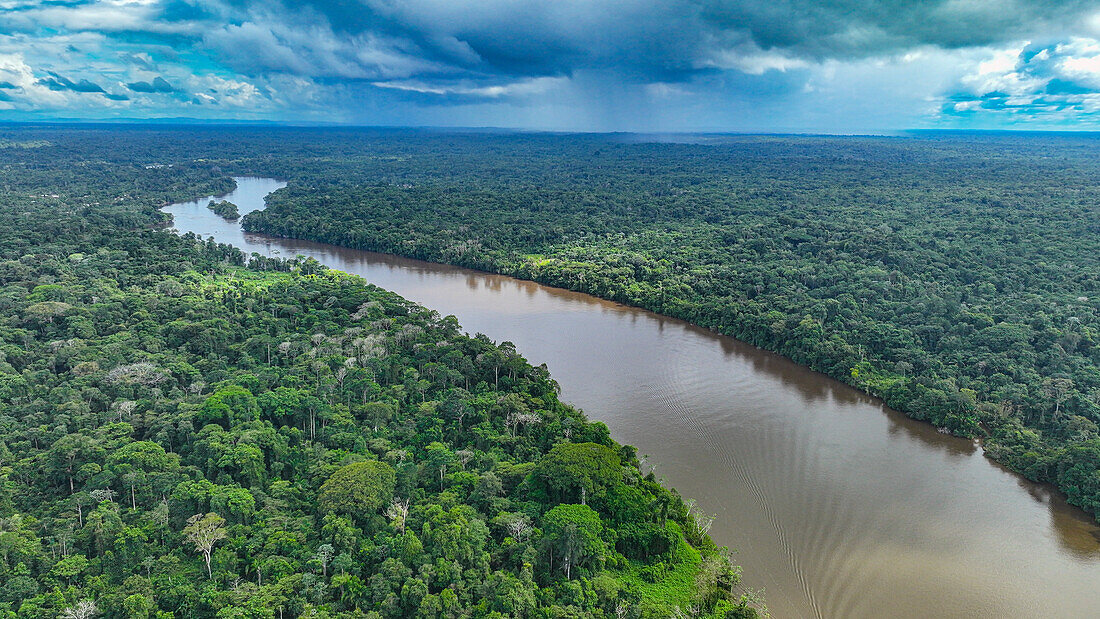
[
  {"left": 701, "top": 44, "right": 812, "bottom": 75},
  {"left": 371, "top": 76, "right": 567, "bottom": 98},
  {"left": 0, "top": 53, "right": 77, "bottom": 109},
  {"left": 976, "top": 47, "right": 1023, "bottom": 75},
  {"left": 932, "top": 37, "right": 1100, "bottom": 126},
  {"left": 0, "top": 1, "right": 197, "bottom": 35}
]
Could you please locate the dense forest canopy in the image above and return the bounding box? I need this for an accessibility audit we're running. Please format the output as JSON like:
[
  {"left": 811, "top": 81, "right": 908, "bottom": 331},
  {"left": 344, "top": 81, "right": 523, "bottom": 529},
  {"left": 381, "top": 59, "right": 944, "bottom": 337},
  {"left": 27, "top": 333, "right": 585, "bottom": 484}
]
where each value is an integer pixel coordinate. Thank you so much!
[
  {"left": 207, "top": 200, "right": 240, "bottom": 220},
  {"left": 231, "top": 127, "right": 1100, "bottom": 518},
  {"left": 0, "top": 126, "right": 760, "bottom": 618},
  {"left": 6, "top": 122, "right": 1100, "bottom": 615}
]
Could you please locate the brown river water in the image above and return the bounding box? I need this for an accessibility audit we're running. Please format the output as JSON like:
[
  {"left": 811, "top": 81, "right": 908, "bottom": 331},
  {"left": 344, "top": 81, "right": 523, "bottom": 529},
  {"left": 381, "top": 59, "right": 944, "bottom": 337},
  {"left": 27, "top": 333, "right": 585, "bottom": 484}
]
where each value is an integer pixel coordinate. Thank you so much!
[{"left": 165, "top": 177, "right": 1100, "bottom": 618}]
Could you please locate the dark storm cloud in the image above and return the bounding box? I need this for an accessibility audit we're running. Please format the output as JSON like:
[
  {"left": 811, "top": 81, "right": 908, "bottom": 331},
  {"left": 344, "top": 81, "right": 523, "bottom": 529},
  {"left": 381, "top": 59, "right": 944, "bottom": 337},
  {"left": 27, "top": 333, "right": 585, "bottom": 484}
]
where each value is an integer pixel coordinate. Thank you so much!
[
  {"left": 5, "top": 0, "right": 1100, "bottom": 128},
  {"left": 8, "top": 0, "right": 1100, "bottom": 86},
  {"left": 697, "top": 0, "right": 1097, "bottom": 57},
  {"left": 37, "top": 72, "right": 106, "bottom": 93},
  {"left": 214, "top": 0, "right": 1098, "bottom": 82},
  {"left": 127, "top": 76, "right": 176, "bottom": 93}
]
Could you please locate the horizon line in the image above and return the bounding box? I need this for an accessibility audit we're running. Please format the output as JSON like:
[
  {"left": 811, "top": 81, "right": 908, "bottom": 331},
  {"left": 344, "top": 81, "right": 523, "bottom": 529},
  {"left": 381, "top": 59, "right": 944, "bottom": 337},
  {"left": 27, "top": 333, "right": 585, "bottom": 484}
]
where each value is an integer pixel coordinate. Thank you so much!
[{"left": 3, "top": 118, "right": 1100, "bottom": 137}]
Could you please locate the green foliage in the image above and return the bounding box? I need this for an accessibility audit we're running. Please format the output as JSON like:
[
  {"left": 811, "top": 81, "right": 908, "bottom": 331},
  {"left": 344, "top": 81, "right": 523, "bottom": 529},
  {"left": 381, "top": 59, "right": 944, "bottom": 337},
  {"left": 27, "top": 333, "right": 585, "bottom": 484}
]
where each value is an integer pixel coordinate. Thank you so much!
[
  {"left": 198, "top": 385, "right": 260, "bottom": 427},
  {"left": 535, "top": 442, "right": 622, "bottom": 505},
  {"left": 224, "top": 128, "right": 1100, "bottom": 520},
  {"left": 615, "top": 530, "right": 702, "bottom": 614},
  {"left": 207, "top": 200, "right": 240, "bottom": 220},
  {"left": 540, "top": 503, "right": 606, "bottom": 580},
  {"left": 318, "top": 460, "right": 396, "bottom": 519},
  {"left": 0, "top": 124, "right": 749, "bottom": 617}
]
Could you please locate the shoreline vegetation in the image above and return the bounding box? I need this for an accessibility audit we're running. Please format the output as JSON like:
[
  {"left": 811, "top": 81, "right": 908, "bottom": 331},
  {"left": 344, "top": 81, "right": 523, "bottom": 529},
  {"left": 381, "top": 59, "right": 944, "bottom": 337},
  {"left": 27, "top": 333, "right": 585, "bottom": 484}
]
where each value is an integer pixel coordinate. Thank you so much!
[
  {"left": 207, "top": 199, "right": 240, "bottom": 220},
  {"left": 232, "top": 130, "right": 1100, "bottom": 523},
  {"left": 0, "top": 129, "right": 760, "bottom": 616}
]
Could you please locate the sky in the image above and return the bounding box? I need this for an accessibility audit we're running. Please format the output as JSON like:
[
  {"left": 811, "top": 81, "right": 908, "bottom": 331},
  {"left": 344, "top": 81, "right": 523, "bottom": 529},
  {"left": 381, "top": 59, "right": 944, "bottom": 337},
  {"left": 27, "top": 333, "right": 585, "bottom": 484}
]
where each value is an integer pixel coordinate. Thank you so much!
[{"left": 4, "top": 0, "right": 1100, "bottom": 132}]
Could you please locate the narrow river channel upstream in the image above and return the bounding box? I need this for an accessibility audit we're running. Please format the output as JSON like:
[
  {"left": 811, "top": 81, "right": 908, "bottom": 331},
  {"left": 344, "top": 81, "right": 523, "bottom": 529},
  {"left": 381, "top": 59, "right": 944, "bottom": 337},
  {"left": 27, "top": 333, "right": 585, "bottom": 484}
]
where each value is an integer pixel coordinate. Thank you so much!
[{"left": 165, "top": 177, "right": 1100, "bottom": 618}]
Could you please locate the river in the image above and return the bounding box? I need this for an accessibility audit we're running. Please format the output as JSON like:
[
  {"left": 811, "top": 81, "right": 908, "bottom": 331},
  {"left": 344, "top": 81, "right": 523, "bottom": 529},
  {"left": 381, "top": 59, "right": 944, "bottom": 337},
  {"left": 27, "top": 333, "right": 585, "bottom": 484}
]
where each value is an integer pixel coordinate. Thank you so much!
[{"left": 165, "top": 177, "right": 1100, "bottom": 618}]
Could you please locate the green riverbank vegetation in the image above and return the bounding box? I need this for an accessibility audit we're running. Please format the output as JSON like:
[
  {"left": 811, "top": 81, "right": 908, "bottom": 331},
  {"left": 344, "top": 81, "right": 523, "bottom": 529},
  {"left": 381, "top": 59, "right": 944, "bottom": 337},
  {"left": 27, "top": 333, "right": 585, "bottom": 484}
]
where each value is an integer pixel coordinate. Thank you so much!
[
  {"left": 0, "top": 127, "right": 760, "bottom": 617},
  {"left": 207, "top": 200, "right": 240, "bottom": 220},
  {"left": 238, "top": 129, "right": 1100, "bottom": 519}
]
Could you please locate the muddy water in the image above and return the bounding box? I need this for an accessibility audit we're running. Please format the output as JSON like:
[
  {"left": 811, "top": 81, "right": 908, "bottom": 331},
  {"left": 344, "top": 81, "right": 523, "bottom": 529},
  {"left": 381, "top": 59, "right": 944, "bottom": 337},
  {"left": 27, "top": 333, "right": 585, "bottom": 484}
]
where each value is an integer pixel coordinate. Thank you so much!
[{"left": 165, "top": 177, "right": 1100, "bottom": 618}]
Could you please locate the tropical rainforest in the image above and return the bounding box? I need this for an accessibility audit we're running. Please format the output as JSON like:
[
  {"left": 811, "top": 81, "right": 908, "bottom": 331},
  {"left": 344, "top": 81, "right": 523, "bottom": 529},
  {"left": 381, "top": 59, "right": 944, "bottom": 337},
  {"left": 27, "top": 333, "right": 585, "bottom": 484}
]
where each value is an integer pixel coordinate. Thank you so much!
[
  {"left": 254, "top": 129, "right": 1100, "bottom": 518},
  {"left": 0, "top": 126, "right": 760, "bottom": 618},
  {"left": 6, "top": 122, "right": 1100, "bottom": 616}
]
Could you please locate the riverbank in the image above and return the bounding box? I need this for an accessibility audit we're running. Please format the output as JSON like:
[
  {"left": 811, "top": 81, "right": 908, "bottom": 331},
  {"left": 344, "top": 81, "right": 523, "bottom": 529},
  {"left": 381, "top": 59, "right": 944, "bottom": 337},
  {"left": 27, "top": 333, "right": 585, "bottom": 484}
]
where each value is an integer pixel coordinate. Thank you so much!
[
  {"left": 242, "top": 204, "right": 1100, "bottom": 522},
  {"left": 167, "top": 175, "right": 1100, "bottom": 618}
]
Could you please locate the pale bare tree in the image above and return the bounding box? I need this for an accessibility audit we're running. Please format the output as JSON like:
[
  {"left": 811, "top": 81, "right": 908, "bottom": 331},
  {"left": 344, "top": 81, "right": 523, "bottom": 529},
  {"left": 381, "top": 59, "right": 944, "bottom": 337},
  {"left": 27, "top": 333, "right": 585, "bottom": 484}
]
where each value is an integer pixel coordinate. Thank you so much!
[
  {"left": 114, "top": 400, "right": 137, "bottom": 423},
  {"left": 184, "top": 512, "right": 227, "bottom": 578},
  {"left": 315, "top": 544, "right": 335, "bottom": 577},
  {"left": 278, "top": 341, "right": 293, "bottom": 359},
  {"left": 105, "top": 362, "right": 167, "bottom": 386},
  {"left": 684, "top": 498, "right": 716, "bottom": 535},
  {"left": 89, "top": 488, "right": 115, "bottom": 503},
  {"left": 506, "top": 514, "right": 532, "bottom": 542},
  {"left": 454, "top": 449, "right": 474, "bottom": 471},
  {"left": 351, "top": 300, "right": 380, "bottom": 320},
  {"left": 385, "top": 498, "right": 411, "bottom": 533},
  {"left": 505, "top": 411, "right": 542, "bottom": 437},
  {"left": 693, "top": 510, "right": 716, "bottom": 536},
  {"left": 61, "top": 600, "right": 98, "bottom": 619}
]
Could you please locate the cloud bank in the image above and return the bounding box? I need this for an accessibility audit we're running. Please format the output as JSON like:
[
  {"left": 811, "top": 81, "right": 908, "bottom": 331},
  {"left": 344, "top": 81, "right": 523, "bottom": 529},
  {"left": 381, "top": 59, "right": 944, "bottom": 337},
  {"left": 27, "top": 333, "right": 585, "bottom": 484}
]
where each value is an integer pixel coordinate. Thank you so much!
[{"left": 2, "top": 0, "right": 1100, "bottom": 130}]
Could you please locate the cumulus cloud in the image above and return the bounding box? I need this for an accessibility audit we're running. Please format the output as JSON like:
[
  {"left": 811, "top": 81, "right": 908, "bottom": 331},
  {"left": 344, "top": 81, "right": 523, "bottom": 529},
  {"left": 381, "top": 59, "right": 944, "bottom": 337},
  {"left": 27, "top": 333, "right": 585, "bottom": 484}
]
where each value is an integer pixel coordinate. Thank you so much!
[
  {"left": 38, "top": 71, "right": 106, "bottom": 93},
  {"left": 121, "top": 51, "right": 157, "bottom": 70},
  {"left": 942, "top": 38, "right": 1100, "bottom": 123},
  {"left": 126, "top": 76, "right": 175, "bottom": 93},
  {"left": 0, "top": 53, "right": 84, "bottom": 110}
]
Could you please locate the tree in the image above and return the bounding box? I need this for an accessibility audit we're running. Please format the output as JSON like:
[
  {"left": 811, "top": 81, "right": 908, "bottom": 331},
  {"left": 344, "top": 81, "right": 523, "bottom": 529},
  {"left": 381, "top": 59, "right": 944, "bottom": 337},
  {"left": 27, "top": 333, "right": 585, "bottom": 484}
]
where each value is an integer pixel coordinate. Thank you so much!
[
  {"left": 25, "top": 300, "right": 73, "bottom": 324},
  {"left": 424, "top": 442, "right": 454, "bottom": 491},
  {"left": 198, "top": 385, "right": 260, "bottom": 427},
  {"left": 318, "top": 460, "right": 396, "bottom": 519},
  {"left": 48, "top": 433, "right": 103, "bottom": 494},
  {"left": 535, "top": 442, "right": 622, "bottom": 505},
  {"left": 315, "top": 544, "right": 335, "bottom": 577},
  {"left": 107, "top": 441, "right": 177, "bottom": 508},
  {"left": 541, "top": 504, "right": 606, "bottom": 579},
  {"left": 385, "top": 498, "right": 411, "bottom": 533},
  {"left": 183, "top": 512, "right": 227, "bottom": 578},
  {"left": 363, "top": 401, "right": 394, "bottom": 431},
  {"left": 60, "top": 600, "right": 98, "bottom": 619},
  {"left": 1043, "top": 377, "right": 1075, "bottom": 422},
  {"left": 51, "top": 554, "right": 89, "bottom": 586}
]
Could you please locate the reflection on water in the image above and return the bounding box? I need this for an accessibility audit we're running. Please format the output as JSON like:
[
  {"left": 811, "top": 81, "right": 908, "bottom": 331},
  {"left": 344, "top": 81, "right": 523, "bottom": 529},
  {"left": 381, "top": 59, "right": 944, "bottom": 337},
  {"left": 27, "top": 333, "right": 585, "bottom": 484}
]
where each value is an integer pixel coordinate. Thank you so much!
[{"left": 165, "top": 178, "right": 1100, "bottom": 619}]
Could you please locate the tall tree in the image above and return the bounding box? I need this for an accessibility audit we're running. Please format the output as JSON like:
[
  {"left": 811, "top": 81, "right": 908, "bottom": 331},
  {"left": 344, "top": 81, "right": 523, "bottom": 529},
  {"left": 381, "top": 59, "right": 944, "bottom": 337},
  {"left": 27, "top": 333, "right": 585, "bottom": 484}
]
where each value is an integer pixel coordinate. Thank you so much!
[{"left": 183, "top": 512, "right": 227, "bottom": 578}]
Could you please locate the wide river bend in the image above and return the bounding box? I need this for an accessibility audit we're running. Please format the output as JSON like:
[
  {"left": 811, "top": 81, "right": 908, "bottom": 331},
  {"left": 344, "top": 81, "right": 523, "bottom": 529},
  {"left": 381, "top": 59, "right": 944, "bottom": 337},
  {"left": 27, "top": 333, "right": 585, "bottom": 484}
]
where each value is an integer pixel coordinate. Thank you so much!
[{"left": 165, "top": 177, "right": 1100, "bottom": 618}]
